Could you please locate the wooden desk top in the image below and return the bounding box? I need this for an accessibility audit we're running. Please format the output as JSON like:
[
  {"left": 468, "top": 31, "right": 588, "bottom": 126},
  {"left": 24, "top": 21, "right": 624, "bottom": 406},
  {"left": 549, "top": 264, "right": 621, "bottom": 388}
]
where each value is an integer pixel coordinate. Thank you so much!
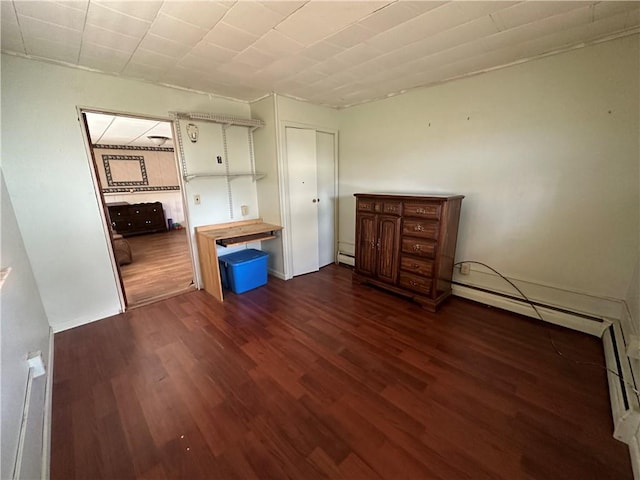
[{"left": 196, "top": 219, "right": 283, "bottom": 247}]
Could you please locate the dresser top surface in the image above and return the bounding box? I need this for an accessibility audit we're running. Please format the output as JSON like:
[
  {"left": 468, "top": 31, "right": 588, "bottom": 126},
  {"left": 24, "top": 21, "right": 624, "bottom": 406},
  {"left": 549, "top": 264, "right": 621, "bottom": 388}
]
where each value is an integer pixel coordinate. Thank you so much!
[{"left": 354, "top": 193, "right": 464, "bottom": 200}]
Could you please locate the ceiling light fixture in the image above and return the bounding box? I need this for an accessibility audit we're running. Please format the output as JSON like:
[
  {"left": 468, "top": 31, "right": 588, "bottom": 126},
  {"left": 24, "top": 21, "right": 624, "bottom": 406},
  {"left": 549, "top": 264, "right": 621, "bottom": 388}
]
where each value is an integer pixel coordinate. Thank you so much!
[{"left": 147, "top": 135, "right": 170, "bottom": 147}]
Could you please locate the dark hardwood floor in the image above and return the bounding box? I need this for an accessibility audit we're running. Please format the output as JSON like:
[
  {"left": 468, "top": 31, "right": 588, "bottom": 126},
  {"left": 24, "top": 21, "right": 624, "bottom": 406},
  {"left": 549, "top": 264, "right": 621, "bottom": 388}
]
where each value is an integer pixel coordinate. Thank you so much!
[
  {"left": 52, "top": 264, "right": 632, "bottom": 479},
  {"left": 120, "top": 229, "right": 194, "bottom": 308}
]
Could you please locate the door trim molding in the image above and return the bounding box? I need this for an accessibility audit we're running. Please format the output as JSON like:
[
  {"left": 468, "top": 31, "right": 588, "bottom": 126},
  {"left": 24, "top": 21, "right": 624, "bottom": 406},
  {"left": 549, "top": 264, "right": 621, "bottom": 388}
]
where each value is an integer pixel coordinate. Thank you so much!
[
  {"left": 77, "top": 106, "right": 127, "bottom": 311},
  {"left": 77, "top": 106, "right": 196, "bottom": 309}
]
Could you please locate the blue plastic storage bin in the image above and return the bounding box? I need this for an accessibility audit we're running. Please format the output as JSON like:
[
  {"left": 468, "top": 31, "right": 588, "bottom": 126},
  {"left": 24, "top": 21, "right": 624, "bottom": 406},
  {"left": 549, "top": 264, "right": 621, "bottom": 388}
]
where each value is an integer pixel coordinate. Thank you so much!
[{"left": 218, "top": 248, "right": 269, "bottom": 294}]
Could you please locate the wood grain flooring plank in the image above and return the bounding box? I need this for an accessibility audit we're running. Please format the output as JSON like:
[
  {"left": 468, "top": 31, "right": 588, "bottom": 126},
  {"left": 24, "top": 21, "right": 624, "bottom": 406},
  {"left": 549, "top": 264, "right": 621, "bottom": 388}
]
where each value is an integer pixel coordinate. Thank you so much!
[
  {"left": 338, "top": 452, "right": 384, "bottom": 479},
  {"left": 96, "top": 410, "right": 137, "bottom": 480},
  {"left": 110, "top": 374, "right": 163, "bottom": 477},
  {"left": 50, "top": 382, "right": 75, "bottom": 479},
  {"left": 306, "top": 447, "right": 342, "bottom": 478},
  {"left": 51, "top": 264, "right": 633, "bottom": 479},
  {"left": 121, "top": 230, "right": 193, "bottom": 308}
]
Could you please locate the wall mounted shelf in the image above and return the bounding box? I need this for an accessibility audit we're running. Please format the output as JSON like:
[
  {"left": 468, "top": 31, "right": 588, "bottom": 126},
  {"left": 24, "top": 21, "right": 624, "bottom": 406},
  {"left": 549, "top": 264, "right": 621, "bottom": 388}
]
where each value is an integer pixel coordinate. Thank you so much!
[
  {"left": 183, "top": 173, "right": 265, "bottom": 182},
  {"left": 170, "top": 111, "right": 264, "bottom": 128},
  {"left": 171, "top": 111, "right": 264, "bottom": 219}
]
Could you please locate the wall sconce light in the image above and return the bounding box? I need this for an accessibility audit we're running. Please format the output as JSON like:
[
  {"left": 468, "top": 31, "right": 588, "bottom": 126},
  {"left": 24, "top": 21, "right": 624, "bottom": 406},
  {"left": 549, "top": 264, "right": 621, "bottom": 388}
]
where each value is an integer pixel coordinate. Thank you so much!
[
  {"left": 186, "top": 123, "right": 199, "bottom": 143},
  {"left": 147, "top": 135, "right": 170, "bottom": 147}
]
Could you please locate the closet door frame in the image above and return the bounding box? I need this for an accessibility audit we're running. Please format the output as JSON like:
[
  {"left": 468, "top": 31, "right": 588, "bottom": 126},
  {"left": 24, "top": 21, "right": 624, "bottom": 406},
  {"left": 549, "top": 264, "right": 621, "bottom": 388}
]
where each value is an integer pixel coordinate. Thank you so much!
[{"left": 278, "top": 120, "right": 339, "bottom": 280}]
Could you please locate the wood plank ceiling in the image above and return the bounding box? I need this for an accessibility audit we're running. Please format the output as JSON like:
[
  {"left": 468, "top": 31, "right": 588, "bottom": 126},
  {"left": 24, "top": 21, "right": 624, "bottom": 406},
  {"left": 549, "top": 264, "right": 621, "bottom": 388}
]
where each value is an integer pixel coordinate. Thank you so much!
[{"left": 2, "top": 1, "right": 639, "bottom": 108}]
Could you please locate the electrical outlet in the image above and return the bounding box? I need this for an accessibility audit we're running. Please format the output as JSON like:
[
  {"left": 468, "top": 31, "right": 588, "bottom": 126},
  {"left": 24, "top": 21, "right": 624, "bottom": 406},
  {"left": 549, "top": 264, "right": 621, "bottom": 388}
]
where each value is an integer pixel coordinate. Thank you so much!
[
  {"left": 194, "top": 194, "right": 201, "bottom": 205},
  {"left": 460, "top": 263, "right": 471, "bottom": 275}
]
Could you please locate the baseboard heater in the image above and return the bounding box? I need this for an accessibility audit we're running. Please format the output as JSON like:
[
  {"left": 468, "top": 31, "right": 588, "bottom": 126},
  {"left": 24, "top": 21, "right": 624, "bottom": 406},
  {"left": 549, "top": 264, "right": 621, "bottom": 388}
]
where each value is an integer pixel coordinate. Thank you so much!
[
  {"left": 603, "top": 323, "right": 640, "bottom": 444},
  {"left": 337, "top": 252, "right": 355, "bottom": 267},
  {"left": 451, "top": 280, "right": 605, "bottom": 323},
  {"left": 13, "top": 352, "right": 48, "bottom": 480}
]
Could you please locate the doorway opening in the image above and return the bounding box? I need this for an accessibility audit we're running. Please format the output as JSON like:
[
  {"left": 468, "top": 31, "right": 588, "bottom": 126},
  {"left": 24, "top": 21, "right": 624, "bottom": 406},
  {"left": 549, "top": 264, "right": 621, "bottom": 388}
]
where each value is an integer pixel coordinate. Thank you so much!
[{"left": 80, "top": 109, "right": 195, "bottom": 308}]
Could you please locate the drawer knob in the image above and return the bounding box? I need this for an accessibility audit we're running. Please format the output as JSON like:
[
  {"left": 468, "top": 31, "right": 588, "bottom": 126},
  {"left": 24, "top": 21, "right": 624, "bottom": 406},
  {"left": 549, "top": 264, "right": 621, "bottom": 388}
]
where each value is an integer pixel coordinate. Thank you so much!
[
  {"left": 414, "top": 224, "right": 424, "bottom": 232},
  {"left": 412, "top": 244, "right": 421, "bottom": 251},
  {"left": 416, "top": 208, "right": 426, "bottom": 214},
  {"left": 412, "top": 263, "right": 419, "bottom": 269},
  {"left": 410, "top": 280, "right": 418, "bottom": 287}
]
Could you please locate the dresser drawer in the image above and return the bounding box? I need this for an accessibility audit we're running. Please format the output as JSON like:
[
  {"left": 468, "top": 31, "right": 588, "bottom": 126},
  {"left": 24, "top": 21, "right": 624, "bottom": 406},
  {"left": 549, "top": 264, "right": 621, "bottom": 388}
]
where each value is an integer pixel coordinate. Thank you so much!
[
  {"left": 399, "top": 272, "right": 432, "bottom": 296},
  {"left": 133, "top": 217, "right": 165, "bottom": 230},
  {"left": 130, "top": 206, "right": 147, "bottom": 216},
  {"left": 357, "top": 198, "right": 378, "bottom": 212},
  {"left": 403, "top": 202, "right": 441, "bottom": 219},
  {"left": 358, "top": 198, "right": 402, "bottom": 215},
  {"left": 382, "top": 201, "right": 401, "bottom": 215},
  {"left": 108, "top": 205, "right": 129, "bottom": 218},
  {"left": 112, "top": 218, "right": 134, "bottom": 234},
  {"left": 401, "top": 238, "right": 436, "bottom": 258},
  {"left": 400, "top": 256, "right": 434, "bottom": 277},
  {"left": 402, "top": 219, "right": 439, "bottom": 239}
]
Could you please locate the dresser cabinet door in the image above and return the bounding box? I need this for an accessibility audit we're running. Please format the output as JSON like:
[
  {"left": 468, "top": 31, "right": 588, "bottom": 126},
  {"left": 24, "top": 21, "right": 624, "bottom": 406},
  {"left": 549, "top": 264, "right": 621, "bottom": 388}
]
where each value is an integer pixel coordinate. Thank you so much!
[
  {"left": 356, "top": 213, "right": 377, "bottom": 276},
  {"left": 376, "top": 215, "right": 400, "bottom": 284}
]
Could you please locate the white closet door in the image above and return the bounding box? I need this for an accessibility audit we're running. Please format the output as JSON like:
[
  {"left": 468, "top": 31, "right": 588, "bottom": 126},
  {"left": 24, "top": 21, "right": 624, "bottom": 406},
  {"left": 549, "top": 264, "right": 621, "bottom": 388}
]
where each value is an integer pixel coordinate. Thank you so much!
[
  {"left": 286, "top": 127, "right": 319, "bottom": 276},
  {"left": 316, "top": 131, "right": 335, "bottom": 268}
]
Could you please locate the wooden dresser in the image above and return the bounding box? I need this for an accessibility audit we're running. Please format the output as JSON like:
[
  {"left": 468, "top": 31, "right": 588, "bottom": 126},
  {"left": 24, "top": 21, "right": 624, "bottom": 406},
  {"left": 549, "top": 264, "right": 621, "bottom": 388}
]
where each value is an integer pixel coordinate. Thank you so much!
[
  {"left": 353, "top": 193, "right": 463, "bottom": 312},
  {"left": 107, "top": 202, "right": 167, "bottom": 237}
]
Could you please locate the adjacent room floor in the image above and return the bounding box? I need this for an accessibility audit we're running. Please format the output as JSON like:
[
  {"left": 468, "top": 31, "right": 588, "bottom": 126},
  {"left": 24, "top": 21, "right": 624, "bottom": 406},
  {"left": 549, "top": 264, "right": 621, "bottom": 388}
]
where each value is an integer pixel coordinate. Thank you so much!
[
  {"left": 120, "top": 229, "right": 194, "bottom": 307},
  {"left": 51, "top": 264, "right": 632, "bottom": 479}
]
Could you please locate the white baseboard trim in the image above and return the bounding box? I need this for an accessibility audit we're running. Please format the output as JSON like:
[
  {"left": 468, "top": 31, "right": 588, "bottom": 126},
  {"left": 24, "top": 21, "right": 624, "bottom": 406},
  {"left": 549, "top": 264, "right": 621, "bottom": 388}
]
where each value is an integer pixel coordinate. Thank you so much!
[
  {"left": 51, "top": 307, "right": 120, "bottom": 333},
  {"left": 41, "top": 329, "right": 54, "bottom": 480},
  {"left": 268, "top": 269, "right": 286, "bottom": 280},
  {"left": 452, "top": 284, "right": 609, "bottom": 337}
]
